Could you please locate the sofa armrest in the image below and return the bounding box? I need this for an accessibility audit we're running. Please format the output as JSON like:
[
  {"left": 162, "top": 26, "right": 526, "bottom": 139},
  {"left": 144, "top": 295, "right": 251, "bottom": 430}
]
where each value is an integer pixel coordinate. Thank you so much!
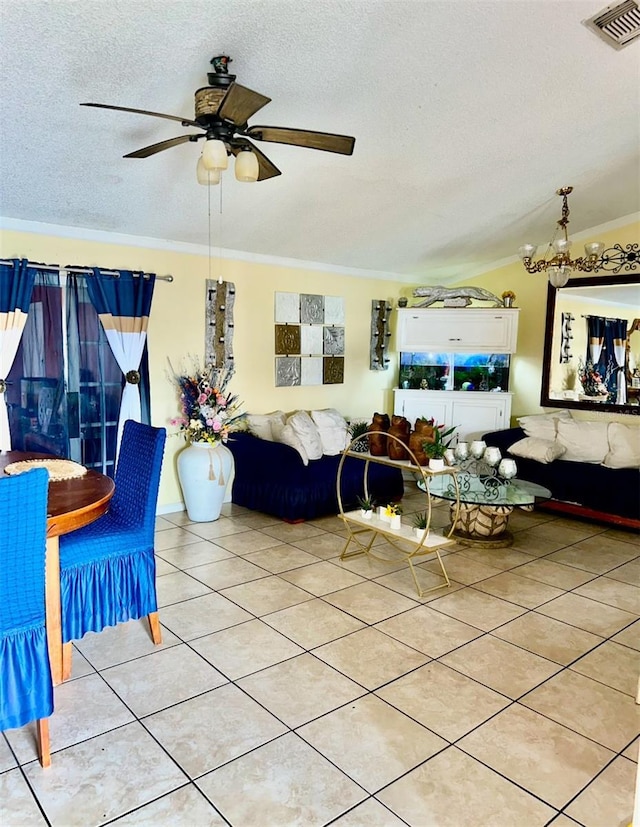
[
  {"left": 227, "top": 432, "right": 307, "bottom": 478},
  {"left": 482, "top": 427, "right": 525, "bottom": 454}
]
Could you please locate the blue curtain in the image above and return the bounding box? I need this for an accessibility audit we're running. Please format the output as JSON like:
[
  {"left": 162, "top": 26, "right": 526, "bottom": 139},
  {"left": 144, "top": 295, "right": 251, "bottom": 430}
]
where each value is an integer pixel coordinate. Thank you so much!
[
  {"left": 0, "top": 259, "right": 37, "bottom": 449},
  {"left": 605, "top": 318, "right": 628, "bottom": 403},
  {"left": 86, "top": 271, "right": 155, "bottom": 454},
  {"left": 584, "top": 315, "right": 628, "bottom": 401}
]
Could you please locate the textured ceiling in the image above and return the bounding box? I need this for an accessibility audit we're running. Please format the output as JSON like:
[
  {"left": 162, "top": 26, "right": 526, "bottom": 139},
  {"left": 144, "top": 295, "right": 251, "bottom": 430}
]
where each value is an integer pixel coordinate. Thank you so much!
[{"left": 1, "top": 0, "right": 639, "bottom": 282}]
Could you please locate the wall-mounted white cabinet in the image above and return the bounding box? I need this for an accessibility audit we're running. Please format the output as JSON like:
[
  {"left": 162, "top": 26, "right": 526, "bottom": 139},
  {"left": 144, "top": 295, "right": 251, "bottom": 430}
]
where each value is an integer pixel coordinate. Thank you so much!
[
  {"left": 396, "top": 308, "right": 519, "bottom": 353},
  {"left": 393, "top": 389, "right": 513, "bottom": 441}
]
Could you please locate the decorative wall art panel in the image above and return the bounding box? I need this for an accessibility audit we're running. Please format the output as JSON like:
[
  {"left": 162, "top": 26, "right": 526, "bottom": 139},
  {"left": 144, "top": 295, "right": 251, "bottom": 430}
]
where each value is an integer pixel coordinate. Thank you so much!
[
  {"left": 300, "top": 294, "right": 325, "bottom": 324},
  {"left": 274, "top": 292, "right": 345, "bottom": 385},
  {"left": 301, "top": 325, "right": 324, "bottom": 355},
  {"left": 323, "top": 326, "right": 345, "bottom": 355},
  {"left": 275, "top": 292, "right": 300, "bottom": 324},
  {"left": 324, "top": 296, "right": 345, "bottom": 325},
  {"left": 301, "top": 357, "right": 323, "bottom": 386},
  {"left": 323, "top": 357, "right": 344, "bottom": 384},
  {"left": 275, "top": 324, "right": 301, "bottom": 355},
  {"left": 276, "top": 357, "right": 301, "bottom": 387},
  {"left": 205, "top": 280, "right": 236, "bottom": 369},
  {"left": 370, "top": 299, "right": 393, "bottom": 370}
]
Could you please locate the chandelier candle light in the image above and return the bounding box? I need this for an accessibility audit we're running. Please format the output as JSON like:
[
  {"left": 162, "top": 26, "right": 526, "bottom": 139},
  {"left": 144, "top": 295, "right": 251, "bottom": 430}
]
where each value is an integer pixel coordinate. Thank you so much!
[{"left": 518, "top": 187, "right": 604, "bottom": 288}]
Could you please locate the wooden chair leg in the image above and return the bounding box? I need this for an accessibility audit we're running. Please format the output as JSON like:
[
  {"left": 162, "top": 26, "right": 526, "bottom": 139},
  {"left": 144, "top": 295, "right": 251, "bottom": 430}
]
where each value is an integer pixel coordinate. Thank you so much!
[
  {"left": 148, "top": 611, "right": 162, "bottom": 645},
  {"left": 61, "top": 642, "right": 73, "bottom": 682},
  {"left": 36, "top": 719, "right": 51, "bottom": 768}
]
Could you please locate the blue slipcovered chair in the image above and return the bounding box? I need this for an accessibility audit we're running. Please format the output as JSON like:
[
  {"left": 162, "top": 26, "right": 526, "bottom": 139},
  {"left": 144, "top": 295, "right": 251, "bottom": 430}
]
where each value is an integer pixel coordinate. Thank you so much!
[
  {"left": 0, "top": 468, "right": 53, "bottom": 767},
  {"left": 59, "top": 420, "right": 166, "bottom": 678}
]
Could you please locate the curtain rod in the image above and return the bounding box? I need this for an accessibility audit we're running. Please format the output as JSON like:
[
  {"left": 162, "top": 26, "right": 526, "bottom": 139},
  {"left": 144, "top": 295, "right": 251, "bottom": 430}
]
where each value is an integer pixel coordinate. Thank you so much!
[{"left": 0, "top": 258, "right": 173, "bottom": 282}]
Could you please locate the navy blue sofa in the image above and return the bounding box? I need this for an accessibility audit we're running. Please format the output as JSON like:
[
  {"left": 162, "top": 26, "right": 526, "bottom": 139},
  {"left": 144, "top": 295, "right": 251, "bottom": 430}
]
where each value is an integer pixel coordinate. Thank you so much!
[
  {"left": 227, "top": 432, "right": 404, "bottom": 522},
  {"left": 483, "top": 427, "right": 640, "bottom": 529}
]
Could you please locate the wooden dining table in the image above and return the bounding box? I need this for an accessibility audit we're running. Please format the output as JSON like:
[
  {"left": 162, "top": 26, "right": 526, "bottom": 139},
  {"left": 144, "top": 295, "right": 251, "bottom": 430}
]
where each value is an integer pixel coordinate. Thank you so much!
[{"left": 0, "top": 451, "right": 115, "bottom": 685}]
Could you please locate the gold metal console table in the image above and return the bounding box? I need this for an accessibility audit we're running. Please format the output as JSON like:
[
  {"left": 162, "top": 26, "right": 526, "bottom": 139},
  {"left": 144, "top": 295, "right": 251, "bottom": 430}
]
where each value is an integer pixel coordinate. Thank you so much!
[{"left": 336, "top": 432, "right": 460, "bottom": 597}]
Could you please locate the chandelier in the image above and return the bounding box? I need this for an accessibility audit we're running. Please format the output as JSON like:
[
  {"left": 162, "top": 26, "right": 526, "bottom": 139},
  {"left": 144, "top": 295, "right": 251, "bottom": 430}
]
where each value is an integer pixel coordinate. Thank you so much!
[{"left": 518, "top": 186, "right": 604, "bottom": 288}]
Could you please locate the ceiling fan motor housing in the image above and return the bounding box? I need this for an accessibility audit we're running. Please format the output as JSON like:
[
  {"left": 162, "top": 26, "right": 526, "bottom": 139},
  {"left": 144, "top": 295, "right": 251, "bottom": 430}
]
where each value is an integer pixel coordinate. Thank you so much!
[{"left": 194, "top": 87, "right": 228, "bottom": 120}]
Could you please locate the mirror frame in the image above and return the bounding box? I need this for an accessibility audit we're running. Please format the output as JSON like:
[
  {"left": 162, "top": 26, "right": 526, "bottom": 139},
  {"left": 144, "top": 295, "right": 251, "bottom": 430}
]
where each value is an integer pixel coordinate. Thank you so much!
[{"left": 540, "top": 272, "right": 640, "bottom": 416}]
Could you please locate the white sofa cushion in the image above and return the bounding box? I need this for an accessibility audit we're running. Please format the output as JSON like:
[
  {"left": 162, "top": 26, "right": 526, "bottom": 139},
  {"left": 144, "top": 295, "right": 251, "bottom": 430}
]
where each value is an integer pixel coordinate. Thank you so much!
[
  {"left": 518, "top": 410, "right": 572, "bottom": 441},
  {"left": 286, "top": 410, "right": 323, "bottom": 461},
  {"left": 311, "top": 408, "right": 349, "bottom": 455},
  {"left": 603, "top": 423, "right": 640, "bottom": 469},
  {"left": 556, "top": 419, "right": 609, "bottom": 464},
  {"left": 246, "top": 410, "right": 286, "bottom": 442},
  {"left": 508, "top": 437, "right": 566, "bottom": 464}
]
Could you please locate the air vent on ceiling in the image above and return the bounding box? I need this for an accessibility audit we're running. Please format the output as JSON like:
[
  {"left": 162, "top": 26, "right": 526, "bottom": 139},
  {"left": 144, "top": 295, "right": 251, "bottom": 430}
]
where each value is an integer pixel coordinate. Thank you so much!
[{"left": 583, "top": 0, "right": 640, "bottom": 49}]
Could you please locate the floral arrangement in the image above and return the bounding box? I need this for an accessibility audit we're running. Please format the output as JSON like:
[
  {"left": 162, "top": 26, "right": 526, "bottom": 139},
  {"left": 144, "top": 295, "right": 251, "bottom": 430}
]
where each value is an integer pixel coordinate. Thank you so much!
[
  {"left": 384, "top": 503, "right": 403, "bottom": 517},
  {"left": 169, "top": 360, "right": 245, "bottom": 445},
  {"left": 577, "top": 358, "right": 609, "bottom": 398}
]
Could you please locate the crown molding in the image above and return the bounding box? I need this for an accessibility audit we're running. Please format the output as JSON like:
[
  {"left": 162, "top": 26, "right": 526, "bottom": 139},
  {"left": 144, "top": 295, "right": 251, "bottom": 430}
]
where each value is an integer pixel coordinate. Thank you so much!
[{"left": 0, "top": 217, "right": 407, "bottom": 282}]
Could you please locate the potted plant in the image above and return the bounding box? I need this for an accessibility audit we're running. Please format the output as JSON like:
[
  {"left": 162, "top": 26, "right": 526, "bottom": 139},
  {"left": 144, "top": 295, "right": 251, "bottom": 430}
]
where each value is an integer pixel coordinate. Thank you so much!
[
  {"left": 357, "top": 494, "right": 375, "bottom": 519},
  {"left": 412, "top": 511, "right": 429, "bottom": 541},
  {"left": 348, "top": 420, "right": 370, "bottom": 453},
  {"left": 384, "top": 502, "right": 403, "bottom": 530},
  {"left": 423, "top": 422, "right": 457, "bottom": 471}
]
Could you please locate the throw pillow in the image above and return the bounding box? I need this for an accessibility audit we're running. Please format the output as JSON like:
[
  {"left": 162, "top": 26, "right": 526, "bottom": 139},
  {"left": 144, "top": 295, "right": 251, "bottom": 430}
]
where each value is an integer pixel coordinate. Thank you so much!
[
  {"left": 311, "top": 408, "right": 349, "bottom": 455},
  {"left": 602, "top": 423, "right": 640, "bottom": 469},
  {"left": 508, "top": 437, "right": 567, "bottom": 464},
  {"left": 518, "top": 410, "right": 572, "bottom": 441},
  {"left": 246, "top": 410, "right": 286, "bottom": 442},
  {"left": 287, "top": 410, "right": 323, "bottom": 461},
  {"left": 556, "top": 419, "right": 609, "bottom": 464},
  {"left": 271, "top": 419, "right": 309, "bottom": 465}
]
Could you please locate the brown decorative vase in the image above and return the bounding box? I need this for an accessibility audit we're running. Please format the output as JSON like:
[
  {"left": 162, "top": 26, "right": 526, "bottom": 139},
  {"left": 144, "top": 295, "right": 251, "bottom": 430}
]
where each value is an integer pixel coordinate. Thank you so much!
[
  {"left": 368, "top": 412, "right": 390, "bottom": 456},
  {"left": 408, "top": 419, "right": 435, "bottom": 466},
  {"left": 387, "top": 415, "right": 411, "bottom": 461}
]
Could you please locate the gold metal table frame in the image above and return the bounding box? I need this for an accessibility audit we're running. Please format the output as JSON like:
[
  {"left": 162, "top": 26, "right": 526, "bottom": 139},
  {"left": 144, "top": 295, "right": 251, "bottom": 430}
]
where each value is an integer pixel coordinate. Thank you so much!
[{"left": 336, "top": 432, "right": 461, "bottom": 597}]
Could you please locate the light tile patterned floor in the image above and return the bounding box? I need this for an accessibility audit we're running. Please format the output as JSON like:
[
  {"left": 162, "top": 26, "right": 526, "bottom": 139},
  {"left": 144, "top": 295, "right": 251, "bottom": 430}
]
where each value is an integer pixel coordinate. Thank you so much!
[{"left": 2, "top": 495, "right": 639, "bottom": 826}]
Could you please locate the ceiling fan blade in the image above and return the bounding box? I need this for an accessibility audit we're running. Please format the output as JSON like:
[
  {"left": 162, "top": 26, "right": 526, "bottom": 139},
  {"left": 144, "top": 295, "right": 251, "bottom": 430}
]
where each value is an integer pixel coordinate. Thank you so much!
[
  {"left": 230, "top": 140, "right": 281, "bottom": 181},
  {"left": 124, "top": 134, "right": 201, "bottom": 159},
  {"left": 246, "top": 126, "right": 355, "bottom": 155},
  {"left": 80, "top": 102, "right": 201, "bottom": 128},
  {"left": 217, "top": 83, "right": 271, "bottom": 125}
]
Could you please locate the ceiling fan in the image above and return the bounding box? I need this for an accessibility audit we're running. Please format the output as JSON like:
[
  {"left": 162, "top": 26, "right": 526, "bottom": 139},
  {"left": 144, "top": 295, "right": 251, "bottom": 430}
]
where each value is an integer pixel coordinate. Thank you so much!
[{"left": 81, "top": 55, "right": 356, "bottom": 182}]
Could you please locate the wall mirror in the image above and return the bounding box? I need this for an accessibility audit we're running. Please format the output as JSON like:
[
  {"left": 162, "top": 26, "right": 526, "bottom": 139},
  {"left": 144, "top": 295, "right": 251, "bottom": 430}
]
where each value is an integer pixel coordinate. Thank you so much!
[{"left": 541, "top": 272, "right": 640, "bottom": 415}]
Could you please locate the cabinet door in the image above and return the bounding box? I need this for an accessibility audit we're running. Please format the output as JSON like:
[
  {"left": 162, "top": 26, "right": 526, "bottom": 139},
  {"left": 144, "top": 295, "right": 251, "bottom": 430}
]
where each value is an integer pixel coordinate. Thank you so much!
[
  {"left": 397, "top": 309, "right": 518, "bottom": 353},
  {"left": 394, "top": 391, "right": 450, "bottom": 427},
  {"left": 451, "top": 396, "right": 511, "bottom": 441}
]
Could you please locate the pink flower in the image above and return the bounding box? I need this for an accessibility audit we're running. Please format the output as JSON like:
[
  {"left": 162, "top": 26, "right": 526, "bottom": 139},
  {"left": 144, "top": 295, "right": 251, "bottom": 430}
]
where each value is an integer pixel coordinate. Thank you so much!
[
  {"left": 198, "top": 393, "right": 208, "bottom": 404},
  {"left": 212, "top": 421, "right": 222, "bottom": 432}
]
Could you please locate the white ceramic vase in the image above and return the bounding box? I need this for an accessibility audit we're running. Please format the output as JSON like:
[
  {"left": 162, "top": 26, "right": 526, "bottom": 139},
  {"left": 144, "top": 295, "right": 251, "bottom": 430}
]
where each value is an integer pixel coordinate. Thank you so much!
[
  {"left": 390, "top": 514, "right": 402, "bottom": 530},
  {"left": 360, "top": 508, "right": 373, "bottom": 519},
  {"left": 177, "top": 441, "right": 234, "bottom": 522},
  {"left": 414, "top": 527, "right": 427, "bottom": 541},
  {"left": 429, "top": 458, "right": 445, "bottom": 472}
]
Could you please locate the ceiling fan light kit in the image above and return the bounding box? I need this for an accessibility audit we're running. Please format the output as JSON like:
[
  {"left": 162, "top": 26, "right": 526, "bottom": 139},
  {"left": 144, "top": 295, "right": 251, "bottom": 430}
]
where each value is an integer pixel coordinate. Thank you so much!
[
  {"left": 196, "top": 156, "right": 221, "bottom": 186},
  {"left": 81, "top": 54, "right": 355, "bottom": 184},
  {"left": 202, "top": 138, "right": 229, "bottom": 171},
  {"left": 518, "top": 186, "right": 605, "bottom": 288},
  {"left": 234, "top": 150, "right": 259, "bottom": 182}
]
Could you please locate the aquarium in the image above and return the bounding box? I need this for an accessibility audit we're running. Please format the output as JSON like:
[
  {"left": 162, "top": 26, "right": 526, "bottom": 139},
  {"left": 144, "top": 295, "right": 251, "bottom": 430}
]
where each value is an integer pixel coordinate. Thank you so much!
[{"left": 399, "top": 352, "right": 510, "bottom": 392}]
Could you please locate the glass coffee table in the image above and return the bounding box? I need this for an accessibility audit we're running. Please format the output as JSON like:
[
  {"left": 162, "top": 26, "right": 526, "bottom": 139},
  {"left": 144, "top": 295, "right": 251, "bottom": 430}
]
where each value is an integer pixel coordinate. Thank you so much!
[{"left": 418, "top": 473, "right": 551, "bottom": 548}]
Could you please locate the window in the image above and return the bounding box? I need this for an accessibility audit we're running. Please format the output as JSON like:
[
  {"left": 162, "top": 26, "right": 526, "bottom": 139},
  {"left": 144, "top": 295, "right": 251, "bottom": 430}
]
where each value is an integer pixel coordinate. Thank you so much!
[{"left": 6, "top": 272, "right": 149, "bottom": 476}]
